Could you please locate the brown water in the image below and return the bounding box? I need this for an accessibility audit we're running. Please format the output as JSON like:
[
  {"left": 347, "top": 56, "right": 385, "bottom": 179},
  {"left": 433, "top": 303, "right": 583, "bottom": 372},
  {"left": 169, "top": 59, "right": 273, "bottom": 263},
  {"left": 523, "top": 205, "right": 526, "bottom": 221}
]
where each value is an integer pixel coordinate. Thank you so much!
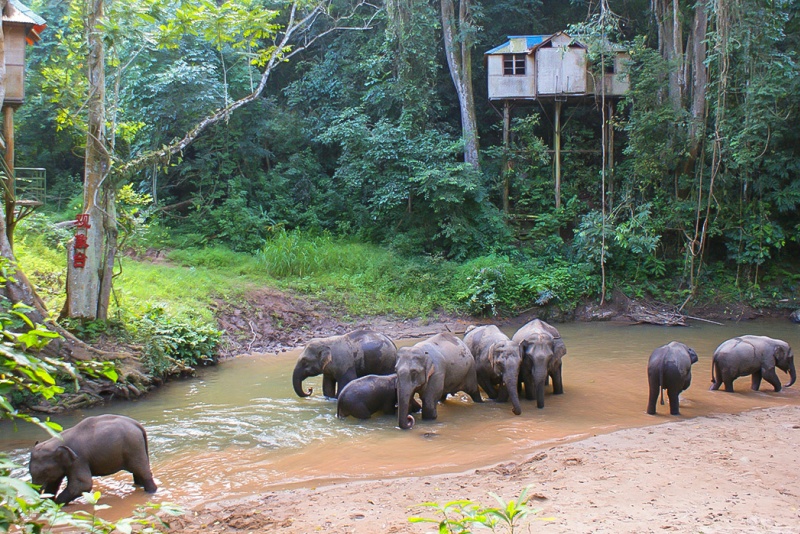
[{"left": 2, "top": 319, "right": 799, "bottom": 517}]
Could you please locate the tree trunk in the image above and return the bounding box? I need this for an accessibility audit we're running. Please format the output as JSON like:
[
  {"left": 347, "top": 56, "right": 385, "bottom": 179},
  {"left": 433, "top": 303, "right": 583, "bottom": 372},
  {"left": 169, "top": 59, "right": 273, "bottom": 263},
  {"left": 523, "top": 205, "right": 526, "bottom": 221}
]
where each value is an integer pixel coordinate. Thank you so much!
[
  {"left": 440, "top": 0, "right": 479, "bottom": 169},
  {"left": 683, "top": 2, "right": 708, "bottom": 174},
  {"left": 63, "top": 0, "right": 110, "bottom": 320}
]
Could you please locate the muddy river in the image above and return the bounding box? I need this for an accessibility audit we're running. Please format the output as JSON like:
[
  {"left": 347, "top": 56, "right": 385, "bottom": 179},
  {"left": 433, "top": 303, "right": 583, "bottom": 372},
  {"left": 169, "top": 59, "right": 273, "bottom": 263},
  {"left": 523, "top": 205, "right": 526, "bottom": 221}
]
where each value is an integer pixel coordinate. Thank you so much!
[{"left": 2, "top": 319, "right": 799, "bottom": 517}]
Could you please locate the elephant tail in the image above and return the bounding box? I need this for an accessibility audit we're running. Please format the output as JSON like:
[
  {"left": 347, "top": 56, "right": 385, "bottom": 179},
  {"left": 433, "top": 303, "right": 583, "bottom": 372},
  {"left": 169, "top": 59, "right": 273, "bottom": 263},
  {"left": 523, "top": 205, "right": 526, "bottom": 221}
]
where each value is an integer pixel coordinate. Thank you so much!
[
  {"left": 659, "top": 364, "right": 665, "bottom": 406},
  {"left": 710, "top": 354, "right": 717, "bottom": 384}
]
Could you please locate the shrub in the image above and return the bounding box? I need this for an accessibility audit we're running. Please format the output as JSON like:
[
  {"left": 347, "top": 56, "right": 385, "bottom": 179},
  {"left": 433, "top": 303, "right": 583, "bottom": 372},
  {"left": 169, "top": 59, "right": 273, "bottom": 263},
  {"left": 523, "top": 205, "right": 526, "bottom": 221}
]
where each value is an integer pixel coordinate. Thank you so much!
[{"left": 128, "top": 307, "right": 221, "bottom": 377}]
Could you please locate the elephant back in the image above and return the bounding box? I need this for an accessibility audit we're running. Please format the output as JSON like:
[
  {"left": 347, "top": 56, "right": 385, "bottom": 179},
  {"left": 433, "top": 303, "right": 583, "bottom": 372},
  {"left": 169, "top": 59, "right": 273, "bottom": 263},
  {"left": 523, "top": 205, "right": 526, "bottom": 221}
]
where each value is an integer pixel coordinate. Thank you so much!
[
  {"left": 348, "top": 330, "right": 398, "bottom": 376},
  {"left": 464, "top": 325, "right": 508, "bottom": 360}
]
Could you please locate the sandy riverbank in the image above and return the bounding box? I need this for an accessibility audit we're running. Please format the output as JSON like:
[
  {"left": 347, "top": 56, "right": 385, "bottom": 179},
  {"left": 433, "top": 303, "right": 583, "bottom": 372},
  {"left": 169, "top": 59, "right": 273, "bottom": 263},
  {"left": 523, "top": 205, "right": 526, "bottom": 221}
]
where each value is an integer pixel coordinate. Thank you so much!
[{"left": 170, "top": 404, "right": 800, "bottom": 533}]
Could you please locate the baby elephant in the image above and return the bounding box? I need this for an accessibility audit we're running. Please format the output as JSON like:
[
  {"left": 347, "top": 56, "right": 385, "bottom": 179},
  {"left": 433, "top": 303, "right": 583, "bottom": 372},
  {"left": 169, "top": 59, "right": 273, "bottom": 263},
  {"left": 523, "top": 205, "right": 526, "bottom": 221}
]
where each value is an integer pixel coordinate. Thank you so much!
[
  {"left": 337, "top": 374, "right": 405, "bottom": 419},
  {"left": 29, "top": 414, "right": 157, "bottom": 505},
  {"left": 646, "top": 341, "right": 699, "bottom": 416}
]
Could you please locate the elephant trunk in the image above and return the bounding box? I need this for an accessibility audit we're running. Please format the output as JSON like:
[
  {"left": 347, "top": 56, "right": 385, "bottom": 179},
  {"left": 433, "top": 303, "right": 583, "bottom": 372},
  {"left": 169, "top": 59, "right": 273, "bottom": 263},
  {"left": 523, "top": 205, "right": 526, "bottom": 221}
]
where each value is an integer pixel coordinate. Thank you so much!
[
  {"left": 785, "top": 361, "right": 796, "bottom": 388},
  {"left": 292, "top": 367, "right": 313, "bottom": 397},
  {"left": 533, "top": 364, "right": 547, "bottom": 409},
  {"left": 503, "top": 367, "right": 522, "bottom": 416},
  {"left": 397, "top": 384, "right": 415, "bottom": 430}
]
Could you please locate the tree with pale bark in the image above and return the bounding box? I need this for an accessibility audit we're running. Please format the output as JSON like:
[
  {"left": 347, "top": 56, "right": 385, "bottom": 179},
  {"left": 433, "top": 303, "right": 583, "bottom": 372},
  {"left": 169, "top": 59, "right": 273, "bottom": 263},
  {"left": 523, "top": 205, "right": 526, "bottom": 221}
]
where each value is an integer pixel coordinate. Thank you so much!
[{"left": 55, "top": 0, "right": 378, "bottom": 321}]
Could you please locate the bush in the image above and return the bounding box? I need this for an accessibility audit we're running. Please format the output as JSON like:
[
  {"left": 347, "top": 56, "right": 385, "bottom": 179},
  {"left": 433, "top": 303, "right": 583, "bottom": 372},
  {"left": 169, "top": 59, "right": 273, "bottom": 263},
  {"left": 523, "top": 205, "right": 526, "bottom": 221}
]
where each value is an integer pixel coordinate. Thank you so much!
[
  {"left": 451, "top": 256, "right": 524, "bottom": 316},
  {"left": 128, "top": 307, "right": 221, "bottom": 377}
]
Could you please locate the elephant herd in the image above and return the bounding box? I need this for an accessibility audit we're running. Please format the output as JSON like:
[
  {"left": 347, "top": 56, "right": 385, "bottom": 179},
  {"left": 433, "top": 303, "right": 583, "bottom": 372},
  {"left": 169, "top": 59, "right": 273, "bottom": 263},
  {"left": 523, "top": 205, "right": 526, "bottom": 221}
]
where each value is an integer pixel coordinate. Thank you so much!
[
  {"left": 293, "top": 322, "right": 797, "bottom": 426},
  {"left": 27, "top": 322, "right": 795, "bottom": 505},
  {"left": 293, "top": 319, "right": 570, "bottom": 429}
]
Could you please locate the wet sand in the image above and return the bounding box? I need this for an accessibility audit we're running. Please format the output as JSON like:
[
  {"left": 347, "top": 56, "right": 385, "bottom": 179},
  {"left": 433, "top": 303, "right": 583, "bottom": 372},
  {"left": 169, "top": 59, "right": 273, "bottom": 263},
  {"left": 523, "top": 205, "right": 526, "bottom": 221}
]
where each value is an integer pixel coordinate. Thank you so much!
[{"left": 171, "top": 405, "right": 800, "bottom": 533}]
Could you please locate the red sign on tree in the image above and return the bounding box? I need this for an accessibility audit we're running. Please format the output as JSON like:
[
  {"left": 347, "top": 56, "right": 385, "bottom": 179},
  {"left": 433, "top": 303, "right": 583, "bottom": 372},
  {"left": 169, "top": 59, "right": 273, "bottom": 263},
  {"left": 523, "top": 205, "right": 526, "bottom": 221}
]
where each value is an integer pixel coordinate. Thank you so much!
[{"left": 73, "top": 213, "right": 91, "bottom": 268}]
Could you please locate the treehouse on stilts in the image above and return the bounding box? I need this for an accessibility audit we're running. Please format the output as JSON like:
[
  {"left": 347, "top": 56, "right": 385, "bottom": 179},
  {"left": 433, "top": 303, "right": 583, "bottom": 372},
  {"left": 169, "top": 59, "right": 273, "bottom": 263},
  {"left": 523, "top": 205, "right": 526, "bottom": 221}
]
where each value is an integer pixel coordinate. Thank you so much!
[
  {"left": 485, "top": 31, "right": 629, "bottom": 212},
  {"left": 2, "top": 0, "right": 46, "bottom": 248}
]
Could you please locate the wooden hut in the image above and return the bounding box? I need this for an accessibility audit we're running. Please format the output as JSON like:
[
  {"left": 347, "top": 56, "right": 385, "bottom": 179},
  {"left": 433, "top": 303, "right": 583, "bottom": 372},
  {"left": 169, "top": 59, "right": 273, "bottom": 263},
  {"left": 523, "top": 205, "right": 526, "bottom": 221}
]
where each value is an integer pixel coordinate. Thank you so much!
[
  {"left": 3, "top": 0, "right": 46, "bottom": 106},
  {"left": 3, "top": 0, "right": 46, "bottom": 246},
  {"left": 486, "top": 31, "right": 629, "bottom": 101},
  {"left": 485, "top": 32, "right": 629, "bottom": 208}
]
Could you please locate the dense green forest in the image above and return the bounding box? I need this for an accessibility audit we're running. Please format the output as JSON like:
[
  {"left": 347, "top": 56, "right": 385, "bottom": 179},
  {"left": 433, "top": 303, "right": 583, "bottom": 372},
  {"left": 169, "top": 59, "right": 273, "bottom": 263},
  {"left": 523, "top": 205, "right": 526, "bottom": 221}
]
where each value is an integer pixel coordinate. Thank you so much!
[{"left": 8, "top": 0, "right": 800, "bottom": 323}]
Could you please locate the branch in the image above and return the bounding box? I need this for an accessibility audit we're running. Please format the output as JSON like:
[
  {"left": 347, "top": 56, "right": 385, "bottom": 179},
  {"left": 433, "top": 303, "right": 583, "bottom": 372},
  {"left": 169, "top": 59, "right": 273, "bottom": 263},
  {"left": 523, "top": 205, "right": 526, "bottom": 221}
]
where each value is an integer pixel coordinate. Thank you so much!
[{"left": 115, "top": 0, "right": 378, "bottom": 179}]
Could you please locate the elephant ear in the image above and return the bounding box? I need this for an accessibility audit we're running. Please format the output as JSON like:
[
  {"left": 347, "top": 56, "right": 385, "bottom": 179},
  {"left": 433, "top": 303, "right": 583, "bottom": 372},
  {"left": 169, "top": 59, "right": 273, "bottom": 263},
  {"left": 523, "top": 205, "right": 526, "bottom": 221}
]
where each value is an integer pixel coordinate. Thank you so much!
[
  {"left": 55, "top": 446, "right": 78, "bottom": 467},
  {"left": 553, "top": 338, "right": 567, "bottom": 360},
  {"left": 487, "top": 343, "right": 498, "bottom": 367},
  {"left": 687, "top": 347, "right": 699, "bottom": 364},
  {"left": 771, "top": 342, "right": 790, "bottom": 366},
  {"left": 320, "top": 348, "right": 333, "bottom": 371}
]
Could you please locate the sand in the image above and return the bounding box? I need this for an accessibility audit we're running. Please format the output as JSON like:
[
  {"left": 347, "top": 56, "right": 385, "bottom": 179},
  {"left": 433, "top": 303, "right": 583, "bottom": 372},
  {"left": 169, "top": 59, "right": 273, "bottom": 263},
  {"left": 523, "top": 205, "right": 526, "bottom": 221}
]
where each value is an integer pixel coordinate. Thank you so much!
[{"left": 170, "top": 404, "right": 800, "bottom": 533}]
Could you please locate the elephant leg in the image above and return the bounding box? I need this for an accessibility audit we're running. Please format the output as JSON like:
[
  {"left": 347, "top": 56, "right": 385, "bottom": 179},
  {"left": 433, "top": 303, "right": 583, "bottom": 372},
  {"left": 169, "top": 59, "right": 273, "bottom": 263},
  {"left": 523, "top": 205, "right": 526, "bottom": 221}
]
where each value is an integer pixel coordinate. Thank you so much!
[
  {"left": 667, "top": 386, "right": 681, "bottom": 416},
  {"left": 521, "top": 376, "right": 534, "bottom": 400},
  {"left": 133, "top": 472, "right": 158, "bottom": 493},
  {"left": 42, "top": 478, "right": 64, "bottom": 497},
  {"left": 421, "top": 391, "right": 439, "bottom": 420},
  {"left": 409, "top": 397, "right": 422, "bottom": 413},
  {"left": 322, "top": 375, "right": 337, "bottom": 398},
  {"left": 761, "top": 368, "right": 782, "bottom": 392},
  {"left": 478, "top": 376, "right": 498, "bottom": 399},
  {"left": 56, "top": 469, "right": 93, "bottom": 505},
  {"left": 495, "top": 387, "right": 509, "bottom": 402},
  {"left": 467, "top": 387, "right": 483, "bottom": 403},
  {"left": 723, "top": 378, "right": 735, "bottom": 392},
  {"left": 646, "top": 379, "right": 659, "bottom": 415},
  {"left": 551, "top": 365, "right": 564, "bottom": 395},
  {"left": 750, "top": 371, "right": 763, "bottom": 391}
]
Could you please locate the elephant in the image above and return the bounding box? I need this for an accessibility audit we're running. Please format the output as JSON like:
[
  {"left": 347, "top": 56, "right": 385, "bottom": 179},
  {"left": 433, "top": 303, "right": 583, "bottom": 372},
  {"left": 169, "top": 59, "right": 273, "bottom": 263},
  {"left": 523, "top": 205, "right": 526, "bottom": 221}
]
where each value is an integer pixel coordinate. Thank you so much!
[
  {"left": 28, "top": 414, "right": 157, "bottom": 505},
  {"left": 463, "top": 325, "right": 523, "bottom": 415},
  {"left": 646, "top": 341, "right": 699, "bottom": 416},
  {"left": 395, "top": 333, "right": 483, "bottom": 429},
  {"left": 511, "top": 319, "right": 567, "bottom": 409},
  {"left": 292, "top": 329, "right": 397, "bottom": 399},
  {"left": 710, "top": 335, "right": 796, "bottom": 392},
  {"left": 336, "top": 374, "right": 421, "bottom": 419}
]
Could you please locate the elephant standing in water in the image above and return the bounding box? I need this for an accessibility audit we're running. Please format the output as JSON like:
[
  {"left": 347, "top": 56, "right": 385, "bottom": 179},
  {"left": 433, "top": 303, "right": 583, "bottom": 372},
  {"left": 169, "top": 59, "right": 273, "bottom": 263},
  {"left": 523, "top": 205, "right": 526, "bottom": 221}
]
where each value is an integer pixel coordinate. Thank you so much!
[
  {"left": 463, "top": 325, "right": 523, "bottom": 415},
  {"left": 646, "top": 341, "right": 699, "bottom": 416},
  {"left": 710, "top": 335, "right": 795, "bottom": 392},
  {"left": 29, "top": 414, "right": 157, "bottom": 505},
  {"left": 336, "top": 374, "right": 419, "bottom": 419},
  {"left": 293, "top": 329, "right": 397, "bottom": 398},
  {"left": 512, "top": 319, "right": 566, "bottom": 409},
  {"left": 395, "top": 333, "right": 483, "bottom": 429}
]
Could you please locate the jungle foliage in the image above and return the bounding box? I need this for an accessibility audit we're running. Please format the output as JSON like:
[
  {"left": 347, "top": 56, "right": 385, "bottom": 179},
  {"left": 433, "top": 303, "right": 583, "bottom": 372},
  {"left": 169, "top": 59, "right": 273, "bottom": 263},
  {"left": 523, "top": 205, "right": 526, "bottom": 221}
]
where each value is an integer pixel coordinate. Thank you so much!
[{"left": 12, "top": 0, "right": 800, "bottom": 317}]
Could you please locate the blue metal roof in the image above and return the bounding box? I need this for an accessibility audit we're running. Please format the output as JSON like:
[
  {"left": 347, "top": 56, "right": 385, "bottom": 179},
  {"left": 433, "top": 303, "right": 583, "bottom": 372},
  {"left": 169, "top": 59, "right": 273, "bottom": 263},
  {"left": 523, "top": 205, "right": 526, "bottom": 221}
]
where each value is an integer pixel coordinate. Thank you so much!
[{"left": 485, "top": 35, "right": 550, "bottom": 55}]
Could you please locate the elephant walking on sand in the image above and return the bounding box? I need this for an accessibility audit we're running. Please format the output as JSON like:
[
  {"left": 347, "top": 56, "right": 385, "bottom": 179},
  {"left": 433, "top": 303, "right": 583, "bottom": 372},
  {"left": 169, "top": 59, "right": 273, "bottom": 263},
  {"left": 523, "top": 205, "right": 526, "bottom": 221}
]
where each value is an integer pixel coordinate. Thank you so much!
[
  {"left": 463, "top": 325, "right": 523, "bottom": 415},
  {"left": 29, "top": 414, "right": 157, "bottom": 505},
  {"left": 395, "top": 333, "right": 483, "bottom": 429},
  {"left": 511, "top": 319, "right": 566, "bottom": 409},
  {"left": 646, "top": 341, "right": 699, "bottom": 416},
  {"left": 710, "top": 335, "right": 795, "bottom": 392},
  {"left": 293, "top": 329, "right": 397, "bottom": 398}
]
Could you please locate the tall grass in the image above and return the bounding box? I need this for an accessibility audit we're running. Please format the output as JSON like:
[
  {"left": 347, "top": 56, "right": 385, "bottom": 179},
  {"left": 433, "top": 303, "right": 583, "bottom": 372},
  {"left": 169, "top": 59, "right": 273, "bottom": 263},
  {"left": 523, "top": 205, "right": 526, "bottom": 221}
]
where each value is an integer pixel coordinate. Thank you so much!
[{"left": 256, "top": 229, "right": 459, "bottom": 317}]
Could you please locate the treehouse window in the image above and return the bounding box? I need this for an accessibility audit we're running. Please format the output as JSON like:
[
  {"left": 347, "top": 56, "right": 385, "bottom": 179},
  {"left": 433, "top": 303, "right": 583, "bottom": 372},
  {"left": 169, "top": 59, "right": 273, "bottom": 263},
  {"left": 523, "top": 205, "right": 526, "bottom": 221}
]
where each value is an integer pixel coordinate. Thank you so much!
[{"left": 503, "top": 54, "right": 526, "bottom": 75}]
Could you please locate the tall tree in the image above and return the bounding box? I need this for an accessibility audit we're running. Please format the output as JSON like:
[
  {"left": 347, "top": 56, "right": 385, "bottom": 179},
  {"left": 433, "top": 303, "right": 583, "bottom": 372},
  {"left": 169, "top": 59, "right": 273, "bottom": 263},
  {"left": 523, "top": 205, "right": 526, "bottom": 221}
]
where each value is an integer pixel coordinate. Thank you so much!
[
  {"left": 57, "top": 0, "right": 378, "bottom": 320},
  {"left": 440, "top": 0, "right": 480, "bottom": 169}
]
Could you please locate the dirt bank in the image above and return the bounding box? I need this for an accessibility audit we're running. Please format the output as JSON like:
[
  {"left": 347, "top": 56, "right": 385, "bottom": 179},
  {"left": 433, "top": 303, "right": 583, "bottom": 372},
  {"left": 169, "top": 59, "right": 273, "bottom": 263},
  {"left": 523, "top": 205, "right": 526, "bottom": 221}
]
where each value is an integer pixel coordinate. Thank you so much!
[{"left": 170, "top": 405, "right": 800, "bottom": 533}]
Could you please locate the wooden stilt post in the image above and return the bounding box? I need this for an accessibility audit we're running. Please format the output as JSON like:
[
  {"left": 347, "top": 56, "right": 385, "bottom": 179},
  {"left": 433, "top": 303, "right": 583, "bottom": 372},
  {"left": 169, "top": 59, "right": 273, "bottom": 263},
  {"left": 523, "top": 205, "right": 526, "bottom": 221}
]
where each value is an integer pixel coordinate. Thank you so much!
[
  {"left": 3, "top": 105, "right": 16, "bottom": 248},
  {"left": 554, "top": 99, "right": 562, "bottom": 209},
  {"left": 607, "top": 101, "right": 615, "bottom": 210},
  {"left": 502, "top": 100, "right": 511, "bottom": 213}
]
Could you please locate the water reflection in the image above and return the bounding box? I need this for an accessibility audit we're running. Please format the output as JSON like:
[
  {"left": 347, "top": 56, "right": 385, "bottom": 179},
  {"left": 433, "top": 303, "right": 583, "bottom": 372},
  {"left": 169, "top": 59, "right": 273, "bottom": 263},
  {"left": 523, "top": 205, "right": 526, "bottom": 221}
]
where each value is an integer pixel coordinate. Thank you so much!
[{"left": 2, "top": 319, "right": 799, "bottom": 514}]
